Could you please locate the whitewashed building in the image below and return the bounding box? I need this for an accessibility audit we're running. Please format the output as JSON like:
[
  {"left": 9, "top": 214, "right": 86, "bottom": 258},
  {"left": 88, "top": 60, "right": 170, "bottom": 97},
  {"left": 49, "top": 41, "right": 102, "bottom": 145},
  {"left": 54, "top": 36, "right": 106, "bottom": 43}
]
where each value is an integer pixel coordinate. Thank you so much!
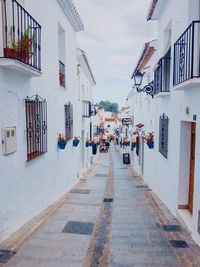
[
  {"left": 0, "top": 0, "right": 96, "bottom": 242},
  {"left": 128, "top": 0, "right": 200, "bottom": 245},
  {"left": 76, "top": 48, "right": 96, "bottom": 175}
]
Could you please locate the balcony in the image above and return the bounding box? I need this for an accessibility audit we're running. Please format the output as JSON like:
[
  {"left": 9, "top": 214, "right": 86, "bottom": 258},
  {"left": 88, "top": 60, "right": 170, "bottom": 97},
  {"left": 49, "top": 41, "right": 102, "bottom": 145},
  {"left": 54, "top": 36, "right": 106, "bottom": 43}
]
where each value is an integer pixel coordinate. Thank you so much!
[
  {"left": 59, "top": 60, "right": 65, "bottom": 87},
  {"left": 173, "top": 21, "right": 200, "bottom": 90},
  {"left": 154, "top": 56, "right": 171, "bottom": 97},
  {"left": 82, "top": 101, "right": 92, "bottom": 118},
  {"left": 0, "top": 0, "right": 41, "bottom": 76}
]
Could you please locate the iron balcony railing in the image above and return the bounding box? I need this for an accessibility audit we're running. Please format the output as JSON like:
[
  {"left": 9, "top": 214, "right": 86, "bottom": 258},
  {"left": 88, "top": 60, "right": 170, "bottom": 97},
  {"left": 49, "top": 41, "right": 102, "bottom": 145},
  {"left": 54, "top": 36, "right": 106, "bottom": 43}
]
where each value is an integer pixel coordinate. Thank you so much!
[
  {"left": 1, "top": 0, "right": 41, "bottom": 71},
  {"left": 59, "top": 60, "right": 65, "bottom": 87},
  {"left": 174, "top": 21, "right": 200, "bottom": 85},
  {"left": 154, "top": 57, "right": 171, "bottom": 95}
]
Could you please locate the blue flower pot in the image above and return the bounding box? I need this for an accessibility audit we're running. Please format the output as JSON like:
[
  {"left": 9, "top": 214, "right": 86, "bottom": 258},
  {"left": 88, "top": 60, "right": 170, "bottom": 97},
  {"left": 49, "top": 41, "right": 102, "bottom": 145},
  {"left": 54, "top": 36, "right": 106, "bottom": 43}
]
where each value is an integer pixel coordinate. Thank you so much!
[
  {"left": 147, "top": 141, "right": 154, "bottom": 149},
  {"left": 132, "top": 143, "right": 136, "bottom": 148},
  {"left": 90, "top": 143, "right": 95, "bottom": 147},
  {"left": 58, "top": 141, "right": 66, "bottom": 149},
  {"left": 73, "top": 140, "right": 80, "bottom": 147}
]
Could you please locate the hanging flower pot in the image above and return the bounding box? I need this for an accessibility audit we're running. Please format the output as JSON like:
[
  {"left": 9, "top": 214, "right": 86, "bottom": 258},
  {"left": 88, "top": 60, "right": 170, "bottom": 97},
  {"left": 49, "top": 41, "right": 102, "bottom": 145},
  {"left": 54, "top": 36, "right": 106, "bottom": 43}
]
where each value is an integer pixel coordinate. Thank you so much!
[
  {"left": 136, "top": 143, "right": 140, "bottom": 156},
  {"left": 132, "top": 143, "right": 136, "bottom": 148},
  {"left": 131, "top": 142, "right": 136, "bottom": 151},
  {"left": 86, "top": 142, "right": 90, "bottom": 147},
  {"left": 57, "top": 134, "right": 67, "bottom": 149},
  {"left": 58, "top": 141, "right": 67, "bottom": 149},
  {"left": 73, "top": 137, "right": 80, "bottom": 147},
  {"left": 147, "top": 141, "right": 154, "bottom": 149}
]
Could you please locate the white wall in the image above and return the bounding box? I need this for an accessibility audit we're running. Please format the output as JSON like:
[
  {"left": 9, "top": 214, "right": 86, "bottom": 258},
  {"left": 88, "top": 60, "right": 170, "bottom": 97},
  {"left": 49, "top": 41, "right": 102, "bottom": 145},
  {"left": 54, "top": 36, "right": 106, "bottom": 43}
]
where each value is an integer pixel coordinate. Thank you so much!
[
  {"left": 129, "top": 0, "right": 200, "bottom": 245},
  {"left": 0, "top": 0, "right": 87, "bottom": 241}
]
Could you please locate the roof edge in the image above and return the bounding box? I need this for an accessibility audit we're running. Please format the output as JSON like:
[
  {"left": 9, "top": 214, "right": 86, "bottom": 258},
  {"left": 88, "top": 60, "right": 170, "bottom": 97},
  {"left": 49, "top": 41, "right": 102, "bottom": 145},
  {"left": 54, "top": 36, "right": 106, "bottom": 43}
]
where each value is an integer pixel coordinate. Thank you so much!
[
  {"left": 77, "top": 48, "right": 96, "bottom": 85},
  {"left": 57, "top": 0, "right": 84, "bottom": 32},
  {"left": 131, "top": 40, "right": 156, "bottom": 78}
]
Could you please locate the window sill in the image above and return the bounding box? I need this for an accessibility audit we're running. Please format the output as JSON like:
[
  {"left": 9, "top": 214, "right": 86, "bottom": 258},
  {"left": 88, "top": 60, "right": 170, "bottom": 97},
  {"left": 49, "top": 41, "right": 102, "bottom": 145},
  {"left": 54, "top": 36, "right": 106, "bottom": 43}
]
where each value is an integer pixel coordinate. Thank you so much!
[
  {"left": 173, "top": 78, "right": 200, "bottom": 91},
  {"left": 0, "top": 58, "right": 42, "bottom": 77}
]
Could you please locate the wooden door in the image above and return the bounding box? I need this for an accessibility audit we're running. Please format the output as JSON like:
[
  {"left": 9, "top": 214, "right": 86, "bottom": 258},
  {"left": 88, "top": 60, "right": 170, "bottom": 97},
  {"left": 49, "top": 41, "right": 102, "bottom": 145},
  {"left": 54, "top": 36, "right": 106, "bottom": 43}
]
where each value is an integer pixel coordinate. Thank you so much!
[{"left": 188, "top": 123, "right": 196, "bottom": 214}]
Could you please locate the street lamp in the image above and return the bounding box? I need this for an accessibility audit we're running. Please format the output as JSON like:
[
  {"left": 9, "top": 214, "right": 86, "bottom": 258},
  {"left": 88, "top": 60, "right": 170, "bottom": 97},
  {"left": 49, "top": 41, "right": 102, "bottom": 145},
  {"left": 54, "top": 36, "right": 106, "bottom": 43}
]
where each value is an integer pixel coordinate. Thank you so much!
[
  {"left": 132, "top": 70, "right": 154, "bottom": 98},
  {"left": 94, "top": 103, "right": 99, "bottom": 115},
  {"left": 132, "top": 70, "right": 144, "bottom": 92},
  {"left": 91, "top": 103, "right": 99, "bottom": 116}
]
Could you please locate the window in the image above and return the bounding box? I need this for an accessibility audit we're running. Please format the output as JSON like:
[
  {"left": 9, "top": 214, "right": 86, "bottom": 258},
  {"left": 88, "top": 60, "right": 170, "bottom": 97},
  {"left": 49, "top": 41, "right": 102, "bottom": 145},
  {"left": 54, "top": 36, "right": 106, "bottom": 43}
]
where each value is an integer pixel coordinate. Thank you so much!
[
  {"left": 154, "top": 49, "right": 171, "bottom": 95},
  {"left": 25, "top": 95, "right": 47, "bottom": 161},
  {"left": 65, "top": 103, "right": 73, "bottom": 140},
  {"left": 159, "top": 114, "right": 169, "bottom": 158},
  {"left": 82, "top": 101, "right": 92, "bottom": 118},
  {"left": 58, "top": 24, "right": 66, "bottom": 87}
]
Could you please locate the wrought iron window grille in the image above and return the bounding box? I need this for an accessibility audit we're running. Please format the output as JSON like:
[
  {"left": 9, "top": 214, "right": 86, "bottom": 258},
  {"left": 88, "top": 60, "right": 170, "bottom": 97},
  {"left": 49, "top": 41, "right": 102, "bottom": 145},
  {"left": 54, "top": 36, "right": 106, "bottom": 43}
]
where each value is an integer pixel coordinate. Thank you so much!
[
  {"left": 174, "top": 21, "right": 200, "bottom": 85},
  {"left": 25, "top": 95, "right": 47, "bottom": 161},
  {"left": 154, "top": 55, "right": 171, "bottom": 95},
  {"left": 1, "top": 0, "right": 41, "bottom": 71},
  {"left": 159, "top": 113, "right": 169, "bottom": 158},
  {"left": 65, "top": 102, "right": 73, "bottom": 140}
]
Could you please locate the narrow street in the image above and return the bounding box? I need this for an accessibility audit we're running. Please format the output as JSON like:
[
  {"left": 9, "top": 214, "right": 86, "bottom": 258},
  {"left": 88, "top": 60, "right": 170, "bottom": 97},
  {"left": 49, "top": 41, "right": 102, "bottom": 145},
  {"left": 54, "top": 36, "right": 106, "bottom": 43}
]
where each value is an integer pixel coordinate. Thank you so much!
[{"left": 3, "top": 145, "right": 200, "bottom": 267}]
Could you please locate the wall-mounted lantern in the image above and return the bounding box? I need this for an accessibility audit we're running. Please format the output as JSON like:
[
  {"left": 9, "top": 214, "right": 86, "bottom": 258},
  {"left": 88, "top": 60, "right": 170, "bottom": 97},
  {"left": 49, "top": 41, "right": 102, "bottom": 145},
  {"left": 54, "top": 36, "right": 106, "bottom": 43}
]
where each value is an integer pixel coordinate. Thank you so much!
[{"left": 132, "top": 70, "right": 154, "bottom": 98}]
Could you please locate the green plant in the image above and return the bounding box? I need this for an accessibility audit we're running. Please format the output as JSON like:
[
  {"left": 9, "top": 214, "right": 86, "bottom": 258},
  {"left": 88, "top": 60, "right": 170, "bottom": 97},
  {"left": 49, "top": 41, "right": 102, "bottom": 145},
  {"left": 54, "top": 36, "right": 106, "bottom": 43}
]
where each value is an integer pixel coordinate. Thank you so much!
[
  {"left": 17, "top": 27, "right": 33, "bottom": 61},
  {"left": 58, "top": 134, "right": 67, "bottom": 143},
  {"left": 7, "top": 26, "right": 18, "bottom": 50}
]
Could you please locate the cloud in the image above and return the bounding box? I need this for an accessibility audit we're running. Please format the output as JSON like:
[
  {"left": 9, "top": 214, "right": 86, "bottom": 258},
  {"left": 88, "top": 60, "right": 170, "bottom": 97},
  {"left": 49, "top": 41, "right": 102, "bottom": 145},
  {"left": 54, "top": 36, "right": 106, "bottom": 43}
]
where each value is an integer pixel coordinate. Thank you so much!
[{"left": 73, "top": 0, "right": 157, "bottom": 107}]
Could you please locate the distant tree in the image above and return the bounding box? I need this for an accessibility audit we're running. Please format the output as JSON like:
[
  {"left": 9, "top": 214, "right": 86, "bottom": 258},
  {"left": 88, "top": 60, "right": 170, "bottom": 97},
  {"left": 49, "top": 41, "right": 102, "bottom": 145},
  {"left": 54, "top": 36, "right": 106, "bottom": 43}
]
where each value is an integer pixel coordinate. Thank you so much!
[{"left": 98, "top": 100, "right": 118, "bottom": 113}]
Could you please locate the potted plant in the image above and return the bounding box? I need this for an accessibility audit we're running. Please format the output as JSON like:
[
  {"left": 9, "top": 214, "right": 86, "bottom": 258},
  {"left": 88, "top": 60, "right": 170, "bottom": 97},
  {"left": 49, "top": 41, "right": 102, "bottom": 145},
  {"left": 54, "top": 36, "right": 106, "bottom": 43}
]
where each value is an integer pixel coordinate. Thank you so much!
[
  {"left": 85, "top": 138, "right": 91, "bottom": 147},
  {"left": 73, "top": 136, "right": 80, "bottom": 147},
  {"left": 144, "top": 132, "right": 154, "bottom": 149},
  {"left": 17, "top": 28, "right": 33, "bottom": 63},
  {"left": 4, "top": 27, "right": 18, "bottom": 59},
  {"left": 131, "top": 141, "right": 136, "bottom": 150},
  {"left": 57, "top": 134, "right": 67, "bottom": 149}
]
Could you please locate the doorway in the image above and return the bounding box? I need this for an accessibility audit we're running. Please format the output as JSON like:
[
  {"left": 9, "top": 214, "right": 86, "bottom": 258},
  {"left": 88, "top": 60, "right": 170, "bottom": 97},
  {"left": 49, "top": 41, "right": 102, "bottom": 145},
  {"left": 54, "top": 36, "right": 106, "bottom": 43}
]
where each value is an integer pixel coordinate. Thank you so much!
[
  {"left": 178, "top": 122, "right": 196, "bottom": 215},
  {"left": 188, "top": 122, "right": 196, "bottom": 214}
]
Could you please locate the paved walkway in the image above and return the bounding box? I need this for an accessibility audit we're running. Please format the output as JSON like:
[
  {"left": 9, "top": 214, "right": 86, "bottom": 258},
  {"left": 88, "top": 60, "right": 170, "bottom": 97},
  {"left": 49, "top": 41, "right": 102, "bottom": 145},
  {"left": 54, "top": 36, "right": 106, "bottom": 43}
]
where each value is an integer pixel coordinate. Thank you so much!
[{"left": 2, "top": 146, "right": 200, "bottom": 266}]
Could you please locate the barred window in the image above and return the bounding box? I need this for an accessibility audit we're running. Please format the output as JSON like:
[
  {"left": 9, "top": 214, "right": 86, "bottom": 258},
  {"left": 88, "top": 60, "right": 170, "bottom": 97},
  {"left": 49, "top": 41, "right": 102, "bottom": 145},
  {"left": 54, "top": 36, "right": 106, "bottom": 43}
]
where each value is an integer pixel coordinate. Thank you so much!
[
  {"left": 65, "top": 103, "right": 73, "bottom": 140},
  {"left": 25, "top": 95, "right": 47, "bottom": 161},
  {"left": 159, "top": 114, "right": 169, "bottom": 158}
]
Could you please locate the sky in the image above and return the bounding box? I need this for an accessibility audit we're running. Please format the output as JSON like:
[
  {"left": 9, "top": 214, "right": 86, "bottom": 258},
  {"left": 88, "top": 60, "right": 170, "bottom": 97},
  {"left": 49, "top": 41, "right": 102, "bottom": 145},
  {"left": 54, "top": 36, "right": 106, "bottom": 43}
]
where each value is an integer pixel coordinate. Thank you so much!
[{"left": 73, "top": 0, "right": 157, "bottom": 108}]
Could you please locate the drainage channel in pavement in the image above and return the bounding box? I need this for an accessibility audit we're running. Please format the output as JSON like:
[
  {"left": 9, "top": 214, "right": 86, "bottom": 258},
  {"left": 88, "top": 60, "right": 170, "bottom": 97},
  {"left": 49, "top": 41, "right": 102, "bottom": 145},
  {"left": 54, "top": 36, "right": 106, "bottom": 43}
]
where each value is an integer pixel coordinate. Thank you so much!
[{"left": 83, "top": 151, "right": 114, "bottom": 267}]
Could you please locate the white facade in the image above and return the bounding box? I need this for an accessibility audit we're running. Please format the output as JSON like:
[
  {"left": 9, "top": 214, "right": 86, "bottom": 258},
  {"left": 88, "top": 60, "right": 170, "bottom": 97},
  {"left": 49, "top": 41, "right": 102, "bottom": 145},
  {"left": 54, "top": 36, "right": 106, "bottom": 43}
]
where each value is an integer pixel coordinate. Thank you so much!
[
  {"left": 128, "top": 0, "right": 200, "bottom": 245},
  {"left": 0, "top": 0, "right": 96, "bottom": 242},
  {"left": 76, "top": 48, "right": 96, "bottom": 175}
]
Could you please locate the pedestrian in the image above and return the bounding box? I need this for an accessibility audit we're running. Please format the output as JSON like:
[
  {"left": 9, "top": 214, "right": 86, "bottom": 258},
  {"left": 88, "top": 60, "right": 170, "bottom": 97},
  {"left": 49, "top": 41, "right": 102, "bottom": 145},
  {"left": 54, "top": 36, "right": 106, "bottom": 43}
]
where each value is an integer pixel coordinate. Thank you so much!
[{"left": 105, "top": 140, "right": 110, "bottom": 152}]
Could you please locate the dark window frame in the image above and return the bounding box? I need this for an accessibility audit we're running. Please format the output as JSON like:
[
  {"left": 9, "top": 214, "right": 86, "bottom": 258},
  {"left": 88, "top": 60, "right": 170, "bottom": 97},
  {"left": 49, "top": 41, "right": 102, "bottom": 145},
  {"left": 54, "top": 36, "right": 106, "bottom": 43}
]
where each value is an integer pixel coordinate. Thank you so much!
[{"left": 25, "top": 95, "right": 47, "bottom": 161}]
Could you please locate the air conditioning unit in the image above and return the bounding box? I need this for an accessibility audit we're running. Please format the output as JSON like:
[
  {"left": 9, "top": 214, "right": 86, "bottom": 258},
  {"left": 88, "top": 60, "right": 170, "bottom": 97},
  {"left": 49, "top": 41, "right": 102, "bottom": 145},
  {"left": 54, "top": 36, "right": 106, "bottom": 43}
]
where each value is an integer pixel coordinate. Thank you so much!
[{"left": 2, "top": 127, "right": 17, "bottom": 155}]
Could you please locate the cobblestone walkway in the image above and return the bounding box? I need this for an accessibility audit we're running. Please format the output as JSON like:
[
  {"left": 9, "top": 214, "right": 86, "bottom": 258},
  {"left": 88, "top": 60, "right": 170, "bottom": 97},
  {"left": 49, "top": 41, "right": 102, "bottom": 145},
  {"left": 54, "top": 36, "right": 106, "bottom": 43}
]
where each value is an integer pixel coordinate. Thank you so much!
[{"left": 2, "top": 146, "right": 200, "bottom": 267}]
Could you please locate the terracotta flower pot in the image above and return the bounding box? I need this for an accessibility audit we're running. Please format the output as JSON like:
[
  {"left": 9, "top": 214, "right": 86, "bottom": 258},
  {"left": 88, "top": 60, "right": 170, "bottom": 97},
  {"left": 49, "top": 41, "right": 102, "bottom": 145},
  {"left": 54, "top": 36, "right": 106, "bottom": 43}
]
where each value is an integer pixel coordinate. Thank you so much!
[{"left": 4, "top": 48, "right": 17, "bottom": 59}]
